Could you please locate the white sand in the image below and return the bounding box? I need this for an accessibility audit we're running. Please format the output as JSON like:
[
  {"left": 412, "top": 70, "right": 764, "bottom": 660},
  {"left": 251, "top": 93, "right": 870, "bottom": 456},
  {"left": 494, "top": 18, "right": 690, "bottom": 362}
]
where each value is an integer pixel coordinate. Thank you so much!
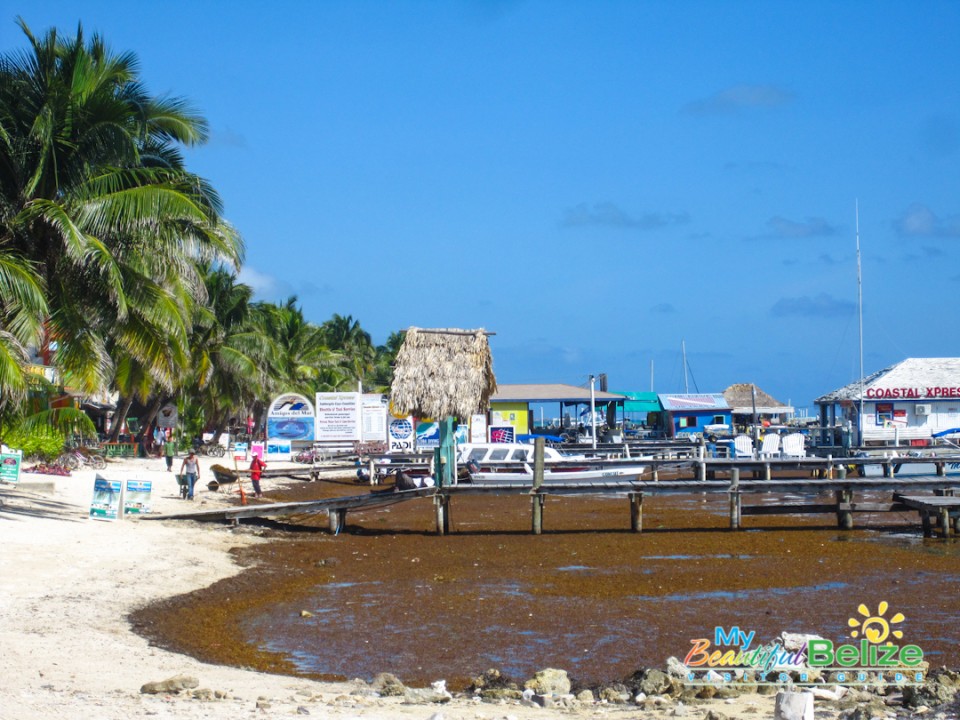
[{"left": 0, "top": 453, "right": 839, "bottom": 720}]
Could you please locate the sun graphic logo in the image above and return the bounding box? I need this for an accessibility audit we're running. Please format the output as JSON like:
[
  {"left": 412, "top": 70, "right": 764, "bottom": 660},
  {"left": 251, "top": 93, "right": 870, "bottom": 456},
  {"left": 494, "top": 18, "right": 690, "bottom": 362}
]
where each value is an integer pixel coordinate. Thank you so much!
[
  {"left": 848, "top": 601, "right": 905, "bottom": 644},
  {"left": 808, "top": 600, "right": 924, "bottom": 671}
]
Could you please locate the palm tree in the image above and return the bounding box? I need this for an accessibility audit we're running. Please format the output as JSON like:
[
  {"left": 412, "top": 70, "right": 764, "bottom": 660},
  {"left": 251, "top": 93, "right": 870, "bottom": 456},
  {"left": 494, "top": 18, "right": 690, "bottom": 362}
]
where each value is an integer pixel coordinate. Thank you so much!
[
  {"left": 184, "top": 266, "right": 268, "bottom": 437},
  {"left": 369, "top": 329, "right": 406, "bottom": 392},
  {"left": 0, "top": 252, "right": 46, "bottom": 416},
  {"left": 0, "top": 19, "right": 241, "bottom": 400},
  {"left": 319, "top": 313, "right": 375, "bottom": 389},
  {"left": 258, "top": 297, "right": 344, "bottom": 396}
]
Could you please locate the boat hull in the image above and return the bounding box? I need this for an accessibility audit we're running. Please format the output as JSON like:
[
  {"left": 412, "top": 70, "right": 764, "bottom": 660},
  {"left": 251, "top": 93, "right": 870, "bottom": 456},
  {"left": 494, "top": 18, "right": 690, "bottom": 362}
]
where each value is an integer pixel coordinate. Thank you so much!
[{"left": 466, "top": 465, "right": 647, "bottom": 484}]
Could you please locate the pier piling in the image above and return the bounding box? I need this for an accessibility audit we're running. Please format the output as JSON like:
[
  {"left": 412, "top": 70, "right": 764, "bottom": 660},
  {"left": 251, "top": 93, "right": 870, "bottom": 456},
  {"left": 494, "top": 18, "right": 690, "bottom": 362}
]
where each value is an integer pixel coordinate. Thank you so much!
[
  {"left": 729, "top": 468, "right": 741, "bottom": 530},
  {"left": 531, "top": 438, "right": 545, "bottom": 535},
  {"left": 629, "top": 492, "right": 643, "bottom": 532}
]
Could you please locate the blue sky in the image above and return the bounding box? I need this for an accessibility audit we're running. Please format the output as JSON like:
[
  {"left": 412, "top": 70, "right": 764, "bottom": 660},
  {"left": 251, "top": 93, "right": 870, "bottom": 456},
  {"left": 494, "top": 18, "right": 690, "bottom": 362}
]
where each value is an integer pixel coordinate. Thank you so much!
[{"left": 7, "top": 2, "right": 959, "bottom": 412}]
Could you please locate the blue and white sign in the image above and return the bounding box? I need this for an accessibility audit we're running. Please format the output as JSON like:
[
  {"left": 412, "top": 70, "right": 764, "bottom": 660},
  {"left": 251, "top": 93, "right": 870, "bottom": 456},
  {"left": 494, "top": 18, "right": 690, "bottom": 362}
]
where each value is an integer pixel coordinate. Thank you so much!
[
  {"left": 415, "top": 421, "right": 469, "bottom": 450},
  {"left": 123, "top": 480, "right": 153, "bottom": 515},
  {"left": 267, "top": 393, "right": 316, "bottom": 442},
  {"left": 266, "top": 438, "right": 292, "bottom": 461},
  {"left": 90, "top": 476, "right": 122, "bottom": 521},
  {"left": 389, "top": 416, "right": 415, "bottom": 453}
]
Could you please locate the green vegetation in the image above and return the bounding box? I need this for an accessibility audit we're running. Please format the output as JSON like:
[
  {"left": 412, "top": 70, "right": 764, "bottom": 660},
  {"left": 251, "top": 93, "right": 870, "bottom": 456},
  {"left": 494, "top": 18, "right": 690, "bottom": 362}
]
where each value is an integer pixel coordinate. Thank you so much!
[{"left": 0, "top": 19, "right": 402, "bottom": 445}]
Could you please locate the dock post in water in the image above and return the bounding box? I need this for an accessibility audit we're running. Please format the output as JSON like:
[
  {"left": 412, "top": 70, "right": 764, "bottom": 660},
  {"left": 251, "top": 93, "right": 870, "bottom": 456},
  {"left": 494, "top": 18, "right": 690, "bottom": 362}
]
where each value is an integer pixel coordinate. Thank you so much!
[
  {"left": 531, "top": 437, "right": 545, "bottom": 535},
  {"left": 629, "top": 492, "right": 643, "bottom": 532},
  {"left": 434, "top": 493, "right": 450, "bottom": 536},
  {"left": 940, "top": 507, "right": 952, "bottom": 538},
  {"left": 328, "top": 508, "right": 347, "bottom": 534},
  {"left": 729, "top": 468, "right": 741, "bottom": 530},
  {"left": 835, "top": 466, "right": 853, "bottom": 529}
]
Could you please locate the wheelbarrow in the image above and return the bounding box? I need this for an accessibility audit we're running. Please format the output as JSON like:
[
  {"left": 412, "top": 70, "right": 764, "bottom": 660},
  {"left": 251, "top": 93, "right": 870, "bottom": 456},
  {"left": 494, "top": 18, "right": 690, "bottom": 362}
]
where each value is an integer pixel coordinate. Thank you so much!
[{"left": 175, "top": 473, "right": 190, "bottom": 499}]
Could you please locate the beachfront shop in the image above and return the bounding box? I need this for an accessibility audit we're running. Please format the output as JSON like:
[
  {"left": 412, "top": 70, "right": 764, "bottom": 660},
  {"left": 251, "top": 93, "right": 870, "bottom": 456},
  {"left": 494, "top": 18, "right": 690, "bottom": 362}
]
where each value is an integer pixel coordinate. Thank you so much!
[
  {"left": 615, "top": 391, "right": 662, "bottom": 431},
  {"left": 815, "top": 357, "right": 960, "bottom": 445},
  {"left": 489, "top": 383, "right": 627, "bottom": 441},
  {"left": 656, "top": 393, "right": 732, "bottom": 438}
]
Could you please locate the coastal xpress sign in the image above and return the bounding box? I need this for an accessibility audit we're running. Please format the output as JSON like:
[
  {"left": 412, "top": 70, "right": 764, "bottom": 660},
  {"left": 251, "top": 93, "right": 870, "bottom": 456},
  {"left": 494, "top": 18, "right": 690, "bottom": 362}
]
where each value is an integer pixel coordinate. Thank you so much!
[
  {"left": 680, "top": 601, "right": 925, "bottom": 687},
  {"left": 267, "top": 393, "right": 315, "bottom": 442},
  {"left": 866, "top": 386, "right": 960, "bottom": 399}
]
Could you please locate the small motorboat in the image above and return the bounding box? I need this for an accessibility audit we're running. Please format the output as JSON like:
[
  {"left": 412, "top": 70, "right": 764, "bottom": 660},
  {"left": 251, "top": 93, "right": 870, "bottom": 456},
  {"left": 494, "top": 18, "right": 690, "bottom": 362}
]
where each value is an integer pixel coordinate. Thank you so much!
[{"left": 464, "top": 463, "right": 648, "bottom": 484}]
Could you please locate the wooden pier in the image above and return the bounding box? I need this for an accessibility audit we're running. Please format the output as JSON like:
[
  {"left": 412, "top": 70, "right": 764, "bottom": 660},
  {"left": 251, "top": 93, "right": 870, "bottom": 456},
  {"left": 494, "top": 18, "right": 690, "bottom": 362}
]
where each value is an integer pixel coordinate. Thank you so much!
[
  {"left": 143, "top": 438, "right": 960, "bottom": 537},
  {"left": 144, "top": 486, "right": 437, "bottom": 530},
  {"left": 147, "top": 468, "right": 960, "bottom": 538},
  {"left": 893, "top": 494, "right": 960, "bottom": 538}
]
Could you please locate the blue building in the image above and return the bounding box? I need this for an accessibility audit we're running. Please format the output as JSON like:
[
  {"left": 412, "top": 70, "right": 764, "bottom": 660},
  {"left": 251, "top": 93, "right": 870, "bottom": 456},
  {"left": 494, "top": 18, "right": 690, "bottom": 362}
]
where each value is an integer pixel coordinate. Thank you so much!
[{"left": 657, "top": 393, "right": 732, "bottom": 438}]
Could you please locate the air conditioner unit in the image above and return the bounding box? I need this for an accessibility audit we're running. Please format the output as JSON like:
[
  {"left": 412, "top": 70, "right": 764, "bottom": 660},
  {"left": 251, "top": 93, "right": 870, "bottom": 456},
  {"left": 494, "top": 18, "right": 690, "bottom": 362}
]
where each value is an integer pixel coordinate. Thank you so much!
[{"left": 915, "top": 404, "right": 932, "bottom": 416}]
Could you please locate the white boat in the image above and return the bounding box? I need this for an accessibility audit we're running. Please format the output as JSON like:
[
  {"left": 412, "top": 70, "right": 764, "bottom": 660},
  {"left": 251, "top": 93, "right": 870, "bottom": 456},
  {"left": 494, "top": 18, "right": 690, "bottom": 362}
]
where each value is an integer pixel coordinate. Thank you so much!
[
  {"left": 456, "top": 442, "right": 586, "bottom": 465},
  {"left": 465, "top": 463, "right": 648, "bottom": 484},
  {"left": 456, "top": 442, "right": 646, "bottom": 484}
]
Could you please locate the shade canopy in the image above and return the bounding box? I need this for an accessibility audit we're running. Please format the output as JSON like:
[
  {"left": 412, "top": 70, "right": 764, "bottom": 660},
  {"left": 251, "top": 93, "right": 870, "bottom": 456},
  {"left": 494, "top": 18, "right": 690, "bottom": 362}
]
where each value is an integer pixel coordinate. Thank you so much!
[{"left": 390, "top": 327, "right": 497, "bottom": 419}]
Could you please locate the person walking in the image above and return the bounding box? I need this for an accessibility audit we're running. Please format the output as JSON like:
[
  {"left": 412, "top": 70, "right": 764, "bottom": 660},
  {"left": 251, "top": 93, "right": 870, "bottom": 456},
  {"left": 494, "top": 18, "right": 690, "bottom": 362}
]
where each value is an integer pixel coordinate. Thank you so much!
[
  {"left": 249, "top": 453, "right": 266, "bottom": 498},
  {"left": 164, "top": 435, "right": 176, "bottom": 471},
  {"left": 179, "top": 451, "right": 200, "bottom": 500},
  {"left": 153, "top": 426, "right": 166, "bottom": 457}
]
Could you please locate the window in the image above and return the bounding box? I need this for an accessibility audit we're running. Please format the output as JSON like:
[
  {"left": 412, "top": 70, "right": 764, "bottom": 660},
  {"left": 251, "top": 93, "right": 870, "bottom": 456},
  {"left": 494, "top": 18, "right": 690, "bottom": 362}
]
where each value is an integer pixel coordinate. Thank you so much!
[{"left": 876, "top": 403, "right": 893, "bottom": 426}]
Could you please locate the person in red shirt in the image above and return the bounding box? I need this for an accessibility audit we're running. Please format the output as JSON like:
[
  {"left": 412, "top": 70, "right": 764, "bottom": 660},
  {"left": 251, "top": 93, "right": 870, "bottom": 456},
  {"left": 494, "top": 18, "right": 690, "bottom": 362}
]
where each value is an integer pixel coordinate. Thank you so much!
[{"left": 250, "top": 454, "right": 266, "bottom": 498}]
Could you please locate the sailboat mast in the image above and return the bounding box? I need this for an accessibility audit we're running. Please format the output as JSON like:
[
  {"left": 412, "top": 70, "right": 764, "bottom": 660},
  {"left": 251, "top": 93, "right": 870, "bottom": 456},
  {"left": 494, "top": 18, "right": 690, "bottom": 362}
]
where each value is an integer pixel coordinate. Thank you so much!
[
  {"left": 856, "top": 201, "right": 865, "bottom": 446},
  {"left": 682, "top": 340, "right": 689, "bottom": 394}
]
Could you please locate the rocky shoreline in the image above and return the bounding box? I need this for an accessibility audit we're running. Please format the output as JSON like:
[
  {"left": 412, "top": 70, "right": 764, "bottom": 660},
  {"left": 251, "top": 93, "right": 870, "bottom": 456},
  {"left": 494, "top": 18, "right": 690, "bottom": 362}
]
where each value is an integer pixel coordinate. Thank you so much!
[{"left": 134, "top": 661, "right": 960, "bottom": 719}]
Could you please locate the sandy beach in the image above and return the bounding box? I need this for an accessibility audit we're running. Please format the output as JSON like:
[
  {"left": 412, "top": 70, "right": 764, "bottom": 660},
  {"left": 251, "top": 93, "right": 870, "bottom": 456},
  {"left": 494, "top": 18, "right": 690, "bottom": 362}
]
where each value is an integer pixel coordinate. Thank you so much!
[{"left": 0, "top": 453, "right": 954, "bottom": 720}]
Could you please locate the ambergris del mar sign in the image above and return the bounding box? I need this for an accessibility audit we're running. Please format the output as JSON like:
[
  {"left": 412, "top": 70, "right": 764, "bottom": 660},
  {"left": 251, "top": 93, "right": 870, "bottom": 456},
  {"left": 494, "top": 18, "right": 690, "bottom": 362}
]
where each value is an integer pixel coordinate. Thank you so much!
[{"left": 267, "top": 393, "right": 315, "bottom": 442}]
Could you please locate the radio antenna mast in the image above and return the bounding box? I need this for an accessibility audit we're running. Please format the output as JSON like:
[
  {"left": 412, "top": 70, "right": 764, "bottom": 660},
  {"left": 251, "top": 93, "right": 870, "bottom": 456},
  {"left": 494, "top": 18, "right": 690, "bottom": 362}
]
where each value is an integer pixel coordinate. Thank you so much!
[{"left": 856, "top": 201, "right": 864, "bottom": 447}]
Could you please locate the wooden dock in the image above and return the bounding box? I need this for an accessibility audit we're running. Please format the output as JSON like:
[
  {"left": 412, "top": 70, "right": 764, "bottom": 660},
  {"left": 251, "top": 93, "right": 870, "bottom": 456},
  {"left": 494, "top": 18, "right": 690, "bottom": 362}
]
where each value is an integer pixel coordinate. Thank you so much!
[
  {"left": 145, "top": 487, "right": 436, "bottom": 532},
  {"left": 146, "top": 468, "right": 960, "bottom": 538},
  {"left": 893, "top": 493, "right": 960, "bottom": 538}
]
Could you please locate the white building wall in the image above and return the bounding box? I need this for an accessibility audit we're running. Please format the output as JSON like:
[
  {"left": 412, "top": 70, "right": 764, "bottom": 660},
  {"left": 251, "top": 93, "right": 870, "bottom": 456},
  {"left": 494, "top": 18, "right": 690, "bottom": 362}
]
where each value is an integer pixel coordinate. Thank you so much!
[{"left": 861, "top": 400, "right": 960, "bottom": 442}]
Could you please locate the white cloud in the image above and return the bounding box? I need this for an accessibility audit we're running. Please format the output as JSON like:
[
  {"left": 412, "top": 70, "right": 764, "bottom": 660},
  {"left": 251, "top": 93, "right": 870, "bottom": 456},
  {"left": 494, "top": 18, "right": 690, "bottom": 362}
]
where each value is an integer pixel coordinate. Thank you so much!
[
  {"left": 683, "top": 85, "right": 793, "bottom": 115},
  {"left": 765, "top": 216, "right": 836, "bottom": 239},
  {"left": 238, "top": 266, "right": 278, "bottom": 296},
  {"left": 894, "top": 203, "right": 960, "bottom": 238},
  {"left": 563, "top": 202, "right": 689, "bottom": 230}
]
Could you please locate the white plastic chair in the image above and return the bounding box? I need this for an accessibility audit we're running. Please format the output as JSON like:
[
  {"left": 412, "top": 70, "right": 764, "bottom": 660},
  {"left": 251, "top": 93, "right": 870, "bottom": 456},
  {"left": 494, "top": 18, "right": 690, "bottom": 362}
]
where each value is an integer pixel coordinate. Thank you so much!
[
  {"left": 758, "top": 433, "right": 781, "bottom": 459},
  {"left": 781, "top": 433, "right": 807, "bottom": 458},
  {"left": 733, "top": 434, "right": 755, "bottom": 459}
]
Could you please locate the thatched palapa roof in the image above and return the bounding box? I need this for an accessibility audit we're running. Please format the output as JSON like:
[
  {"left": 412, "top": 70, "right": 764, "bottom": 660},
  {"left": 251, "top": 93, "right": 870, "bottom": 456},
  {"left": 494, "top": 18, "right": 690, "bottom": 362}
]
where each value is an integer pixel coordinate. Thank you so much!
[
  {"left": 390, "top": 327, "right": 497, "bottom": 419},
  {"left": 722, "top": 383, "right": 794, "bottom": 415}
]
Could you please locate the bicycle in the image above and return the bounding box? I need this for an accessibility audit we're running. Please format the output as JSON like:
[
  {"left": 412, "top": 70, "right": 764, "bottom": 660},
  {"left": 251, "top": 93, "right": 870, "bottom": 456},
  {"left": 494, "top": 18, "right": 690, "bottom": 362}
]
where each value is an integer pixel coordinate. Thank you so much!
[
  {"left": 199, "top": 441, "right": 225, "bottom": 457},
  {"left": 55, "top": 449, "right": 107, "bottom": 471},
  {"left": 293, "top": 448, "right": 319, "bottom": 463}
]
